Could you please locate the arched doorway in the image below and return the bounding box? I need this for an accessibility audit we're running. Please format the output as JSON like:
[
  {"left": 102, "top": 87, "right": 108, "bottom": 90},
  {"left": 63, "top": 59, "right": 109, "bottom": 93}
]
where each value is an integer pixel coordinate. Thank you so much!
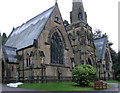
[
  {"left": 50, "top": 32, "right": 65, "bottom": 64},
  {"left": 87, "top": 58, "right": 92, "bottom": 65}
]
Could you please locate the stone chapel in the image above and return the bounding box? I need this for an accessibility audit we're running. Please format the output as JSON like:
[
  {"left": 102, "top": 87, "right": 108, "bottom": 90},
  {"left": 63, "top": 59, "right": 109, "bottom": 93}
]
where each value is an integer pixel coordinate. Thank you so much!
[{"left": 1, "top": 0, "right": 113, "bottom": 83}]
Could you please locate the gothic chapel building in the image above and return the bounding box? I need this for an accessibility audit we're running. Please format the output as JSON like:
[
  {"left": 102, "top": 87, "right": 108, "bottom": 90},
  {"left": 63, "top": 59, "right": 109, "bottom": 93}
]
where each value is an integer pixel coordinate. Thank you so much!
[{"left": 2, "top": 0, "right": 113, "bottom": 83}]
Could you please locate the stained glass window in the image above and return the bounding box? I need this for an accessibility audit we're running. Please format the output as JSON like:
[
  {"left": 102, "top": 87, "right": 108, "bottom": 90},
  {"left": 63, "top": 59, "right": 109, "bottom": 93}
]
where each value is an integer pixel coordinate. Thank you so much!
[{"left": 50, "top": 32, "right": 64, "bottom": 64}]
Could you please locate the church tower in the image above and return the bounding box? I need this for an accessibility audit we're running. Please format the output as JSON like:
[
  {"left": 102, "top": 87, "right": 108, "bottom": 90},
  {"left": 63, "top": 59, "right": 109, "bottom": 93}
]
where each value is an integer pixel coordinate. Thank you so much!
[
  {"left": 66, "top": 0, "right": 96, "bottom": 67},
  {"left": 70, "top": 0, "right": 87, "bottom": 23}
]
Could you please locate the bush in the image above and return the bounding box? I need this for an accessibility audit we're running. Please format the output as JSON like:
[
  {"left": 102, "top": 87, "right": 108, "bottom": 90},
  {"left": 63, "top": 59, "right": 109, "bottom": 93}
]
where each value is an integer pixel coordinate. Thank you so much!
[{"left": 72, "top": 64, "right": 98, "bottom": 86}]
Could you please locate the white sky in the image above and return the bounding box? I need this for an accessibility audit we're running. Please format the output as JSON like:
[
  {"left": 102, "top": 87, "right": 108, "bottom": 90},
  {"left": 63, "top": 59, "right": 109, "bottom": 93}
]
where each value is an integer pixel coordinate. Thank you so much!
[{"left": 0, "top": 0, "right": 119, "bottom": 52}]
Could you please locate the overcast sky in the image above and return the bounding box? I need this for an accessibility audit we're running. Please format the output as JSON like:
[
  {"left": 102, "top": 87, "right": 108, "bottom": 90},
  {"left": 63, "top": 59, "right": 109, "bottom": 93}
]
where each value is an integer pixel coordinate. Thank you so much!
[{"left": 0, "top": 0, "right": 119, "bottom": 52}]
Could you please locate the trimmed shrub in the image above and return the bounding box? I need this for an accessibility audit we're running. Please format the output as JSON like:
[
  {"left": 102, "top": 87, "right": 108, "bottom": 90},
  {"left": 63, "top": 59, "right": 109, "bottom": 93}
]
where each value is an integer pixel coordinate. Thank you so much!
[{"left": 72, "top": 64, "right": 98, "bottom": 86}]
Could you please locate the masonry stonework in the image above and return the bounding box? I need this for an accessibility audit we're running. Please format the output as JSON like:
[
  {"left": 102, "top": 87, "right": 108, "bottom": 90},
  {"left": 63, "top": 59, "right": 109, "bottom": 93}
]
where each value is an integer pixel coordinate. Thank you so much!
[{"left": 1, "top": 0, "right": 114, "bottom": 83}]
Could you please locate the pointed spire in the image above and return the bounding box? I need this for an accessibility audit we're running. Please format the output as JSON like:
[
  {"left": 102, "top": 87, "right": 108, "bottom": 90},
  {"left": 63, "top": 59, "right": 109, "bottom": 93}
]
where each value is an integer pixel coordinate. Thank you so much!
[{"left": 70, "top": 0, "right": 87, "bottom": 23}]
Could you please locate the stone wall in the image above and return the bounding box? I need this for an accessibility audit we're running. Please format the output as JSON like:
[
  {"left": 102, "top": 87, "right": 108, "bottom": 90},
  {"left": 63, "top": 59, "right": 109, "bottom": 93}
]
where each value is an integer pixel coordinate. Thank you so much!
[
  {"left": 17, "top": 5, "right": 73, "bottom": 82},
  {"left": 66, "top": 22, "right": 96, "bottom": 67}
]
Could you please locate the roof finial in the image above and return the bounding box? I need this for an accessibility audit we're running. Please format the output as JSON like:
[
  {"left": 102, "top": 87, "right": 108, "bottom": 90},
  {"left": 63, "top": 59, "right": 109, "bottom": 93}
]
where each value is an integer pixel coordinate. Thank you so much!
[{"left": 55, "top": 0, "right": 58, "bottom": 4}]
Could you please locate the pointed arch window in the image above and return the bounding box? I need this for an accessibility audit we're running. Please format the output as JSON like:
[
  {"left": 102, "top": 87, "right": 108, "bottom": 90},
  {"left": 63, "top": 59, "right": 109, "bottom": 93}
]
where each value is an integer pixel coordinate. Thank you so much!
[
  {"left": 50, "top": 32, "right": 64, "bottom": 64},
  {"left": 105, "top": 51, "right": 109, "bottom": 70},
  {"left": 26, "top": 53, "right": 31, "bottom": 67}
]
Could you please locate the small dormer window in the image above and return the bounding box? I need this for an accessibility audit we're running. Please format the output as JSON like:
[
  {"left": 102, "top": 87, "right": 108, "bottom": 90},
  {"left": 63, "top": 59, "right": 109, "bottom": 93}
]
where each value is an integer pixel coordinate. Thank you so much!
[{"left": 78, "top": 12, "right": 82, "bottom": 20}]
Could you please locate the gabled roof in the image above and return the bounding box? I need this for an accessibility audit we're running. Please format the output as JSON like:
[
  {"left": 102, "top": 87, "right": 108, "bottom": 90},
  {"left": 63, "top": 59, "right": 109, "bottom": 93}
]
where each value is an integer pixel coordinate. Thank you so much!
[
  {"left": 3, "top": 46, "right": 17, "bottom": 63},
  {"left": 94, "top": 37, "right": 107, "bottom": 62},
  {"left": 5, "top": 5, "right": 55, "bottom": 50}
]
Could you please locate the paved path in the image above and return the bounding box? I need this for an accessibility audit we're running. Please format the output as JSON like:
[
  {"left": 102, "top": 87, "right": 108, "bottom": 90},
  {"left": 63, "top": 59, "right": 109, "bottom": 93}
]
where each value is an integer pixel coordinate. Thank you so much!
[
  {"left": 1, "top": 83, "right": 120, "bottom": 93},
  {"left": 101, "top": 83, "right": 119, "bottom": 91},
  {"left": 98, "top": 83, "right": 120, "bottom": 93},
  {"left": 2, "top": 84, "right": 38, "bottom": 91}
]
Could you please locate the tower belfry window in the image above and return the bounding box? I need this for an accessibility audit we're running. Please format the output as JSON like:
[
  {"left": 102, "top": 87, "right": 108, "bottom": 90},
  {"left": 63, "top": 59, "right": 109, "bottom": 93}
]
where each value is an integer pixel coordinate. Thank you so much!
[{"left": 78, "top": 12, "right": 82, "bottom": 20}]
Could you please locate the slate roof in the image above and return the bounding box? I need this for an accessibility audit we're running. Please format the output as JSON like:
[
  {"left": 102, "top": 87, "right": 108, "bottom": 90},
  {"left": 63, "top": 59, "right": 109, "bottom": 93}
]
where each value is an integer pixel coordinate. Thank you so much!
[
  {"left": 3, "top": 46, "right": 17, "bottom": 63},
  {"left": 5, "top": 5, "right": 55, "bottom": 50},
  {"left": 94, "top": 37, "right": 107, "bottom": 62}
]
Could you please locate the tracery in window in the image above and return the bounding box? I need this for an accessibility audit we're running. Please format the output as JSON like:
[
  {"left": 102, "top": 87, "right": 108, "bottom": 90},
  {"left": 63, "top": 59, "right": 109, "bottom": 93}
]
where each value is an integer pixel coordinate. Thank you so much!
[{"left": 50, "top": 32, "right": 64, "bottom": 64}]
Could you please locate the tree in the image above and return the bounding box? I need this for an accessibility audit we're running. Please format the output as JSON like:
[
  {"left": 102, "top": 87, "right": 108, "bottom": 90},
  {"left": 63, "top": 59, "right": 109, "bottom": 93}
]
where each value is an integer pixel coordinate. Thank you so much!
[
  {"left": 116, "top": 51, "right": 120, "bottom": 81},
  {"left": 2, "top": 33, "right": 7, "bottom": 45},
  {"left": 93, "top": 29, "right": 108, "bottom": 39},
  {"left": 93, "top": 29, "right": 102, "bottom": 39}
]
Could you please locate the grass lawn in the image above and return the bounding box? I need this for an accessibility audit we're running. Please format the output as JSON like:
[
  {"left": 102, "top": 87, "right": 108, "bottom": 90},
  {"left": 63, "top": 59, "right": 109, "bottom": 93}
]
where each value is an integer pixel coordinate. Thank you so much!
[
  {"left": 104, "top": 80, "right": 120, "bottom": 83},
  {"left": 18, "top": 82, "right": 110, "bottom": 91}
]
